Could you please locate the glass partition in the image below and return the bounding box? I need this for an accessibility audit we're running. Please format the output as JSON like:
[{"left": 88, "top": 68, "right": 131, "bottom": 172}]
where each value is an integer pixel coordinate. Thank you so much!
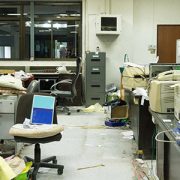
[{"left": 0, "top": 1, "right": 82, "bottom": 60}]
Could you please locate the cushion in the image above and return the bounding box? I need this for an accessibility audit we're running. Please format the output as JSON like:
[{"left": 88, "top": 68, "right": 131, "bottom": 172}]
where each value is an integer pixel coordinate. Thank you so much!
[
  {"left": 0, "top": 75, "right": 26, "bottom": 90},
  {"left": 9, "top": 124, "right": 64, "bottom": 138}
]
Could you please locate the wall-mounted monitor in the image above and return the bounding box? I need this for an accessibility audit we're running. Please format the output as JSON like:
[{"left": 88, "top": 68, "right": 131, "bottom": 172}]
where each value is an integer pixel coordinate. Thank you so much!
[{"left": 96, "top": 15, "right": 121, "bottom": 35}]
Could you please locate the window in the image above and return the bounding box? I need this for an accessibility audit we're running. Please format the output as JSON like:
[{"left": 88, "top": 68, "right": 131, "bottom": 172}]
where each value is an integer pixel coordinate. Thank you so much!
[{"left": 0, "top": 1, "right": 82, "bottom": 60}]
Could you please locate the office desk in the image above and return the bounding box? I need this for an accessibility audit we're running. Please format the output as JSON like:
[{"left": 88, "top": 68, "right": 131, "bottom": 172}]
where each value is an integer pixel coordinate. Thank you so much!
[
  {"left": 0, "top": 95, "right": 17, "bottom": 139},
  {"left": 125, "top": 90, "right": 155, "bottom": 159},
  {"left": 150, "top": 111, "right": 180, "bottom": 180}
]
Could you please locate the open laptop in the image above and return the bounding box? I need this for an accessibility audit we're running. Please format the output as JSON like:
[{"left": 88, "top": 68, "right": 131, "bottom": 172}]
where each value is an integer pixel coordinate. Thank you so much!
[{"left": 30, "top": 95, "right": 55, "bottom": 125}]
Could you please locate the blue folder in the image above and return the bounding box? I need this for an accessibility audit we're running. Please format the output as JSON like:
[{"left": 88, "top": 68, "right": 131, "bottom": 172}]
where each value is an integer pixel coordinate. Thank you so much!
[{"left": 30, "top": 95, "right": 55, "bottom": 124}]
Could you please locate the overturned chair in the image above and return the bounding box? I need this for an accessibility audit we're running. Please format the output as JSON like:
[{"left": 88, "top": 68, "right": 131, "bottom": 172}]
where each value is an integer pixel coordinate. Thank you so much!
[{"left": 9, "top": 93, "right": 64, "bottom": 180}]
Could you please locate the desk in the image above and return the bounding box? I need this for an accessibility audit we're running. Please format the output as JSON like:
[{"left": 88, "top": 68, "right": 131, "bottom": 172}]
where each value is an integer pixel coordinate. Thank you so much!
[
  {"left": 150, "top": 111, "right": 180, "bottom": 180},
  {"left": 125, "top": 89, "right": 155, "bottom": 159},
  {"left": 33, "top": 73, "right": 60, "bottom": 93},
  {"left": 0, "top": 95, "right": 17, "bottom": 139}
]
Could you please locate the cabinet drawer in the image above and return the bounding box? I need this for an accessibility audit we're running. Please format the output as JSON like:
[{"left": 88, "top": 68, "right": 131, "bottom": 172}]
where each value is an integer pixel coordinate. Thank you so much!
[
  {"left": 86, "top": 52, "right": 105, "bottom": 66},
  {"left": 85, "top": 92, "right": 105, "bottom": 106},
  {"left": 86, "top": 84, "right": 105, "bottom": 92},
  {"left": 0, "top": 100, "right": 15, "bottom": 113},
  {"left": 0, "top": 114, "right": 14, "bottom": 139}
]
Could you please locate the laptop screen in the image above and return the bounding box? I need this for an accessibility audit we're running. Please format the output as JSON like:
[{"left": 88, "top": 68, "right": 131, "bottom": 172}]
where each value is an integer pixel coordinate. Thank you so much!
[{"left": 30, "top": 95, "right": 55, "bottom": 124}]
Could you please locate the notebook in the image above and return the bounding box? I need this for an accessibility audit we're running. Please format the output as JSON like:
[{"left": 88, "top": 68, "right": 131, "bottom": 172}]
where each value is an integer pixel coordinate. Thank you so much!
[{"left": 30, "top": 95, "right": 55, "bottom": 125}]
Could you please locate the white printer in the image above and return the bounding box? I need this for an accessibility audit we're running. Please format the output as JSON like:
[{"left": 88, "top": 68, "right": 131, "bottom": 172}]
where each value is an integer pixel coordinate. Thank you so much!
[
  {"left": 174, "top": 84, "right": 180, "bottom": 120},
  {"left": 149, "top": 70, "right": 180, "bottom": 113}
]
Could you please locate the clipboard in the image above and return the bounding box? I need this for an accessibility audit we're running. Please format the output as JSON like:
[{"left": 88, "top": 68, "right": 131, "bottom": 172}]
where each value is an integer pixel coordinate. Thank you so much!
[{"left": 30, "top": 95, "right": 55, "bottom": 125}]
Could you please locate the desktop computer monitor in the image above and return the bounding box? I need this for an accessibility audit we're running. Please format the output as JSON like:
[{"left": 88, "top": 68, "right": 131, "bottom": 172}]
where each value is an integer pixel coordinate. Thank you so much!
[{"left": 39, "top": 79, "right": 56, "bottom": 92}]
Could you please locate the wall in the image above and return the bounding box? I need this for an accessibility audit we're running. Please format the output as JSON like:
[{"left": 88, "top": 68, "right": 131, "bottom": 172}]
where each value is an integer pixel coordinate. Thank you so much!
[
  {"left": 83, "top": 0, "right": 133, "bottom": 87},
  {"left": 133, "top": 0, "right": 180, "bottom": 65},
  {"left": 83, "top": 0, "right": 180, "bottom": 87}
]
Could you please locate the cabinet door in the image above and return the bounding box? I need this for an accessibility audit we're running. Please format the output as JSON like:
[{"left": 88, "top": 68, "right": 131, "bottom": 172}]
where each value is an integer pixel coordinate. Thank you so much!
[
  {"left": 0, "top": 100, "right": 15, "bottom": 113},
  {"left": 0, "top": 114, "right": 14, "bottom": 139}
]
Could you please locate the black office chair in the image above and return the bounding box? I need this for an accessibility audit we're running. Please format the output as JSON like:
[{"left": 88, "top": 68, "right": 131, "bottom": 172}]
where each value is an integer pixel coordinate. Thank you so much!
[
  {"left": 10, "top": 93, "right": 64, "bottom": 180},
  {"left": 26, "top": 80, "right": 40, "bottom": 93},
  {"left": 50, "top": 57, "right": 82, "bottom": 115}
]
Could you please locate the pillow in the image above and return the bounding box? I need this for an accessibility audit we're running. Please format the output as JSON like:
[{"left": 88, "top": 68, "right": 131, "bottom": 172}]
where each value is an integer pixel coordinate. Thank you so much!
[{"left": 0, "top": 75, "right": 26, "bottom": 90}]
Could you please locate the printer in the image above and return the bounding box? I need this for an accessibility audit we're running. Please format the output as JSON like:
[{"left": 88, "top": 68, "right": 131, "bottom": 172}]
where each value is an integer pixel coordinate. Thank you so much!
[
  {"left": 174, "top": 84, "right": 180, "bottom": 120},
  {"left": 149, "top": 70, "right": 180, "bottom": 113},
  {"left": 149, "top": 80, "right": 180, "bottom": 113}
]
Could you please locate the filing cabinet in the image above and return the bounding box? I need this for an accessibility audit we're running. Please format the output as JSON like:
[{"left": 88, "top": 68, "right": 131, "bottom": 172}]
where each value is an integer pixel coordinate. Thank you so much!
[
  {"left": 0, "top": 95, "right": 17, "bottom": 139},
  {"left": 85, "top": 52, "right": 106, "bottom": 106}
]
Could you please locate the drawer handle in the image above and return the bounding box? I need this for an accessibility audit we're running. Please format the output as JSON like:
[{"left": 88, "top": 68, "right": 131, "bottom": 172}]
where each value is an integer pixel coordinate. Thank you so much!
[
  {"left": 91, "top": 97, "right": 100, "bottom": 100},
  {"left": 91, "top": 72, "right": 100, "bottom": 74},
  {"left": 91, "top": 85, "right": 100, "bottom": 87},
  {"left": 91, "top": 59, "right": 100, "bottom": 61}
]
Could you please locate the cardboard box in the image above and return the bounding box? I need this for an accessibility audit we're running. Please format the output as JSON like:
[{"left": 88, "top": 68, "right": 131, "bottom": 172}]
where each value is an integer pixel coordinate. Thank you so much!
[{"left": 111, "top": 105, "right": 128, "bottom": 119}]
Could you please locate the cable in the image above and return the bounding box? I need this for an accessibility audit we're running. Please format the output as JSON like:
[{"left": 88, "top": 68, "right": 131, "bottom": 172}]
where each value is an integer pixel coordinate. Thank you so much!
[{"left": 155, "top": 129, "right": 176, "bottom": 143}]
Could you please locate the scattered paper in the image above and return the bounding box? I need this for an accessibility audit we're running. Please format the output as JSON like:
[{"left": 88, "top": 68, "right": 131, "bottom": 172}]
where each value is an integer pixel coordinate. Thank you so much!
[
  {"left": 121, "top": 130, "right": 134, "bottom": 139},
  {"left": 0, "top": 156, "right": 16, "bottom": 180}
]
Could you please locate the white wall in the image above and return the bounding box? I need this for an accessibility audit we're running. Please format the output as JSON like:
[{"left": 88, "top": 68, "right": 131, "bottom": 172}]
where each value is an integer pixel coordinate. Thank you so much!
[
  {"left": 83, "top": 0, "right": 180, "bottom": 87},
  {"left": 83, "top": 0, "right": 133, "bottom": 87},
  {"left": 133, "top": 0, "right": 180, "bottom": 65}
]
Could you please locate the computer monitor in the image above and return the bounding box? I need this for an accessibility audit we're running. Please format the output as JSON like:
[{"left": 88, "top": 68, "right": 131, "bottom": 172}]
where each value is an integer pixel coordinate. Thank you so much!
[{"left": 39, "top": 79, "right": 56, "bottom": 92}]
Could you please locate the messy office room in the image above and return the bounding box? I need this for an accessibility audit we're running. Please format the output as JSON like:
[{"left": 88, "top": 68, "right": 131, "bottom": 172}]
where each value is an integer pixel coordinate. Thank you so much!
[{"left": 0, "top": 0, "right": 180, "bottom": 180}]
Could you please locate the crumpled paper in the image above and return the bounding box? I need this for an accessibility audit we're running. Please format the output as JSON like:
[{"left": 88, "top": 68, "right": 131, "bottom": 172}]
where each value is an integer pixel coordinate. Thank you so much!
[{"left": 82, "top": 103, "right": 104, "bottom": 112}]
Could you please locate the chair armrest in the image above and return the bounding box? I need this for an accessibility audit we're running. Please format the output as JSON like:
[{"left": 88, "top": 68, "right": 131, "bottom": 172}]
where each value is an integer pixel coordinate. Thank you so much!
[
  {"left": 59, "top": 79, "right": 72, "bottom": 83},
  {"left": 50, "top": 79, "right": 72, "bottom": 90}
]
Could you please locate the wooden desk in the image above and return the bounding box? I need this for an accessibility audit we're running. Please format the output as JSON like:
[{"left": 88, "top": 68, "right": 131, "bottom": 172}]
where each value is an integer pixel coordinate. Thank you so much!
[{"left": 150, "top": 111, "right": 180, "bottom": 180}]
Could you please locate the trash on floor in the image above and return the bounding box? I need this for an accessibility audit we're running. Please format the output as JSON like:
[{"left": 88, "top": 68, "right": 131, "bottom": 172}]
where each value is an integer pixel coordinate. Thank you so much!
[
  {"left": 121, "top": 130, "right": 134, "bottom": 139},
  {"left": 132, "top": 159, "right": 158, "bottom": 180},
  {"left": 82, "top": 103, "right": 104, "bottom": 113},
  {"left": 105, "top": 118, "right": 128, "bottom": 127},
  {"left": 103, "top": 99, "right": 128, "bottom": 120},
  {"left": 0, "top": 155, "right": 33, "bottom": 180},
  {"left": 77, "top": 164, "right": 105, "bottom": 170}
]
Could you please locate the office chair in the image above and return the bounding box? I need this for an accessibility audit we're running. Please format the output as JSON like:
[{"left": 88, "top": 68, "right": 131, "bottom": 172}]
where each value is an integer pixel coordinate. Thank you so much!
[
  {"left": 26, "top": 80, "right": 40, "bottom": 93},
  {"left": 50, "top": 57, "right": 82, "bottom": 115},
  {"left": 9, "top": 93, "right": 64, "bottom": 180}
]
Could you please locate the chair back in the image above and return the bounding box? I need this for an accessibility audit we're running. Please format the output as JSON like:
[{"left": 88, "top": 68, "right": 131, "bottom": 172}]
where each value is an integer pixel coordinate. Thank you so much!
[
  {"left": 71, "top": 57, "right": 82, "bottom": 98},
  {"left": 15, "top": 93, "right": 57, "bottom": 124},
  {"left": 27, "top": 80, "right": 40, "bottom": 93}
]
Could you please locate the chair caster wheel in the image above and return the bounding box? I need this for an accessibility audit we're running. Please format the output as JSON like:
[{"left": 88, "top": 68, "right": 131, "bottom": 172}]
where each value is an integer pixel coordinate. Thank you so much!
[
  {"left": 58, "top": 168, "right": 63, "bottom": 175},
  {"left": 53, "top": 159, "right": 57, "bottom": 164}
]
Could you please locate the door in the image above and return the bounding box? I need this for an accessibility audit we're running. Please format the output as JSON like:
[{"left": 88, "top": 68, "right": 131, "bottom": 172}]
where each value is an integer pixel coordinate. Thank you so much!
[{"left": 157, "top": 25, "right": 180, "bottom": 63}]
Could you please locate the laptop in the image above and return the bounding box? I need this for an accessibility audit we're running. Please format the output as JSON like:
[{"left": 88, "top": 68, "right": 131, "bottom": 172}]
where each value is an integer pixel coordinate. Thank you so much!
[{"left": 30, "top": 95, "right": 55, "bottom": 125}]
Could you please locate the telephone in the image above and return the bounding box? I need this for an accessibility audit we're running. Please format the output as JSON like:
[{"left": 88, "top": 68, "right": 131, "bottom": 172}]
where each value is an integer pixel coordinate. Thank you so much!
[{"left": 157, "top": 70, "right": 180, "bottom": 81}]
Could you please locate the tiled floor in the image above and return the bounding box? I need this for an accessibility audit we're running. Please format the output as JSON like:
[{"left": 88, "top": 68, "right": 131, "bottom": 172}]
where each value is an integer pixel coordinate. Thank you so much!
[{"left": 20, "top": 110, "right": 156, "bottom": 180}]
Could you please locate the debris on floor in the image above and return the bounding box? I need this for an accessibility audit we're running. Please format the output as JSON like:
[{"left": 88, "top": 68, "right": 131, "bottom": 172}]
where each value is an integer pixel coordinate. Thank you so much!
[
  {"left": 77, "top": 164, "right": 105, "bottom": 170},
  {"left": 121, "top": 130, "right": 134, "bottom": 139},
  {"left": 82, "top": 103, "right": 104, "bottom": 113},
  {"left": 132, "top": 159, "right": 158, "bottom": 180}
]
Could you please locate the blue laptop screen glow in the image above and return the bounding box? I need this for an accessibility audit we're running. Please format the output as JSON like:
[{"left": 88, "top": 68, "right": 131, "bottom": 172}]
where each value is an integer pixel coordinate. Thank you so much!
[{"left": 31, "top": 95, "right": 55, "bottom": 124}]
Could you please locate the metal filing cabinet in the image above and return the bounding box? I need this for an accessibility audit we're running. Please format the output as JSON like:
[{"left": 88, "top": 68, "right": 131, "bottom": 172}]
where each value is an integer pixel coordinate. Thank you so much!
[
  {"left": 85, "top": 52, "right": 106, "bottom": 106},
  {"left": 0, "top": 95, "right": 17, "bottom": 139}
]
